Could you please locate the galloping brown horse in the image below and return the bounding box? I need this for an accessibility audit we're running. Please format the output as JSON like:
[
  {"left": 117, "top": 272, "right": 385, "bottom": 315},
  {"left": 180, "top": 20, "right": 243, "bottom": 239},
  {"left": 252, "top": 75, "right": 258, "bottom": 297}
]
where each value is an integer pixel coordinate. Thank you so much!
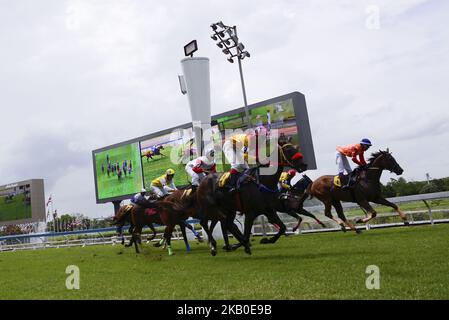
[
  {"left": 196, "top": 137, "right": 308, "bottom": 255},
  {"left": 156, "top": 188, "right": 244, "bottom": 256},
  {"left": 301, "top": 150, "right": 408, "bottom": 233}
]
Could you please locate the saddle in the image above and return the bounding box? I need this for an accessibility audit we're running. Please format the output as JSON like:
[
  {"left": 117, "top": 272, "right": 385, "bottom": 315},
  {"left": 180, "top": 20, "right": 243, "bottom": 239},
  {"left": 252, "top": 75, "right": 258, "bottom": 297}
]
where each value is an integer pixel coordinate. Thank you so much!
[
  {"left": 333, "top": 168, "right": 362, "bottom": 188},
  {"left": 218, "top": 167, "right": 258, "bottom": 190}
]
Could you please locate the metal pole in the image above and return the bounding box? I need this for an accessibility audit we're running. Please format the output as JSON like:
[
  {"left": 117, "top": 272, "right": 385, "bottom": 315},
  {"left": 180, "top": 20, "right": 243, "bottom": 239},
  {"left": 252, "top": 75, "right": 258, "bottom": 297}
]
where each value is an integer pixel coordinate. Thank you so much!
[{"left": 234, "top": 26, "right": 250, "bottom": 129}]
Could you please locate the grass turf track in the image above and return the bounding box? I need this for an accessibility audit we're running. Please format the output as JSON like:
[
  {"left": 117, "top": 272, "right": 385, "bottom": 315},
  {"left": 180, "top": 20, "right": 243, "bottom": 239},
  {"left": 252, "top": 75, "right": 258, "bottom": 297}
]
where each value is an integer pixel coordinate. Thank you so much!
[
  {"left": 0, "top": 194, "right": 31, "bottom": 222},
  {"left": 0, "top": 224, "right": 448, "bottom": 299}
]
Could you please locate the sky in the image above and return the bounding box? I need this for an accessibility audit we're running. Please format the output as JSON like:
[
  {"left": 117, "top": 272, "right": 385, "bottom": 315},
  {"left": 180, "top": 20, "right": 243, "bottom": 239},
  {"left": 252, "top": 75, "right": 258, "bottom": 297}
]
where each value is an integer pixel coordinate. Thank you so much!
[{"left": 1, "top": 0, "right": 448, "bottom": 219}]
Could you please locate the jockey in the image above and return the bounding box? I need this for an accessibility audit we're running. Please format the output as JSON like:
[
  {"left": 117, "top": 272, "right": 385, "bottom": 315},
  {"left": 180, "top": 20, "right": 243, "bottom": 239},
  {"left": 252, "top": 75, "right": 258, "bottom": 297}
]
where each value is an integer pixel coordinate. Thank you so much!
[
  {"left": 278, "top": 169, "right": 297, "bottom": 192},
  {"left": 336, "top": 138, "right": 372, "bottom": 188},
  {"left": 185, "top": 148, "right": 216, "bottom": 191},
  {"left": 150, "top": 168, "right": 177, "bottom": 198},
  {"left": 131, "top": 188, "right": 148, "bottom": 206},
  {"left": 222, "top": 132, "right": 256, "bottom": 190}
]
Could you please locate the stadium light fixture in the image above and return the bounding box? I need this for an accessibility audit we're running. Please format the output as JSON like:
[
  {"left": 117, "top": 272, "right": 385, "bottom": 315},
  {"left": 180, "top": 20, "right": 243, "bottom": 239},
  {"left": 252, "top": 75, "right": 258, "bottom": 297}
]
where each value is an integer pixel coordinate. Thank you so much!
[
  {"left": 184, "top": 39, "right": 198, "bottom": 57},
  {"left": 210, "top": 21, "right": 251, "bottom": 128}
]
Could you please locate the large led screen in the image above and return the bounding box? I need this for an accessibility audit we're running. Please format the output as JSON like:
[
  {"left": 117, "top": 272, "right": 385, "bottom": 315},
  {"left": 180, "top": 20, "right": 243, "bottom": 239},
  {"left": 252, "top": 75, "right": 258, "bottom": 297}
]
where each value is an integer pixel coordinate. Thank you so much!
[
  {"left": 0, "top": 184, "right": 32, "bottom": 222},
  {"left": 93, "top": 142, "right": 143, "bottom": 201},
  {"left": 92, "top": 92, "right": 316, "bottom": 203}
]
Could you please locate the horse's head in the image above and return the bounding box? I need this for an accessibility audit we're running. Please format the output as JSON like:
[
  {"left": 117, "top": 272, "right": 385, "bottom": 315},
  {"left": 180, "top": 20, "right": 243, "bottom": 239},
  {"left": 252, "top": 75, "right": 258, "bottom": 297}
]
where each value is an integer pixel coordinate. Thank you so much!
[
  {"left": 369, "top": 149, "right": 403, "bottom": 175},
  {"left": 278, "top": 136, "right": 307, "bottom": 172}
]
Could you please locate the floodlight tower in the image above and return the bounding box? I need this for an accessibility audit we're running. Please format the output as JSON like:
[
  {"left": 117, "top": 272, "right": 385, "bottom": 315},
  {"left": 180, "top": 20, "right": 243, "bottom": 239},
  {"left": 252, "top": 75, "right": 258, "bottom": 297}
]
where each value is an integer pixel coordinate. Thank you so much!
[
  {"left": 178, "top": 40, "right": 212, "bottom": 157},
  {"left": 210, "top": 21, "right": 251, "bottom": 128}
]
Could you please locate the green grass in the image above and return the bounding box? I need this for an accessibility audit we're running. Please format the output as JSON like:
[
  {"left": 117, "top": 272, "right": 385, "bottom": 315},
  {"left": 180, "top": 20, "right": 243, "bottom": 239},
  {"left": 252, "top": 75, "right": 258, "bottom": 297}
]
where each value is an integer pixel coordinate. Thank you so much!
[
  {"left": 94, "top": 143, "right": 143, "bottom": 200},
  {"left": 1, "top": 224, "right": 448, "bottom": 299},
  {"left": 0, "top": 194, "right": 31, "bottom": 222}
]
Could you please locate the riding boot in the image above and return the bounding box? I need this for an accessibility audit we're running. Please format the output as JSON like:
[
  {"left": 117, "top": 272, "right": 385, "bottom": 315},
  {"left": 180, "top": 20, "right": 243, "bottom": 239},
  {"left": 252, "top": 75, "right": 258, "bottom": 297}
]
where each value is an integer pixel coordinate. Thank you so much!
[
  {"left": 227, "top": 172, "right": 240, "bottom": 192},
  {"left": 343, "top": 172, "right": 356, "bottom": 189},
  {"left": 339, "top": 173, "right": 349, "bottom": 189}
]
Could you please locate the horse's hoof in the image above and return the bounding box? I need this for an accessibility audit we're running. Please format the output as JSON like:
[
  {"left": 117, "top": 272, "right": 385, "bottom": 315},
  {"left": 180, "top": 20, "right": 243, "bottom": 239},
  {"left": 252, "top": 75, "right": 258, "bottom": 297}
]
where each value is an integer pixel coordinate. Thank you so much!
[
  {"left": 231, "top": 244, "right": 241, "bottom": 251},
  {"left": 211, "top": 249, "right": 217, "bottom": 256},
  {"left": 354, "top": 218, "right": 363, "bottom": 224},
  {"left": 340, "top": 225, "right": 347, "bottom": 233},
  {"left": 355, "top": 229, "right": 362, "bottom": 234},
  {"left": 404, "top": 221, "right": 410, "bottom": 226},
  {"left": 153, "top": 243, "right": 161, "bottom": 247},
  {"left": 244, "top": 246, "right": 252, "bottom": 255},
  {"left": 223, "top": 245, "right": 232, "bottom": 252},
  {"left": 260, "top": 238, "right": 270, "bottom": 244},
  {"left": 197, "top": 237, "right": 204, "bottom": 243}
]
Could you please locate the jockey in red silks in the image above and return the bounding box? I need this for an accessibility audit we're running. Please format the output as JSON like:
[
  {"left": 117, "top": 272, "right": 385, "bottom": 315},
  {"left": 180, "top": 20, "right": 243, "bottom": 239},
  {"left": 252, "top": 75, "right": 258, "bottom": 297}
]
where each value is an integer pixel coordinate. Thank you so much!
[{"left": 185, "top": 149, "right": 216, "bottom": 191}]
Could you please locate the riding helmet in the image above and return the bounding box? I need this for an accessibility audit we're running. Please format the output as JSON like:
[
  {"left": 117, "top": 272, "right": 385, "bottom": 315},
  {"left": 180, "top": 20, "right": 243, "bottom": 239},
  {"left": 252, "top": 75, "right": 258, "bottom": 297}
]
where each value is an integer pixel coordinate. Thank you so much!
[{"left": 360, "top": 138, "right": 372, "bottom": 146}]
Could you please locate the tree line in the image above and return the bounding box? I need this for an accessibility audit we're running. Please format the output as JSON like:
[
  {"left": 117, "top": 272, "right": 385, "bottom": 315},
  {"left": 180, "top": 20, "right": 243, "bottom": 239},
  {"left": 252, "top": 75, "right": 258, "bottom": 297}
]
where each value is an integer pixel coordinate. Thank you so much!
[{"left": 381, "top": 177, "right": 449, "bottom": 197}]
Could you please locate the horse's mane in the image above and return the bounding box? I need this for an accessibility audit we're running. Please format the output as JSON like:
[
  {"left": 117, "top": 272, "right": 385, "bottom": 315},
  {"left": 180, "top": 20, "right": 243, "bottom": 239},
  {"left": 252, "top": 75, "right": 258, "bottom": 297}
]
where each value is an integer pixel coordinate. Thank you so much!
[{"left": 367, "top": 150, "right": 390, "bottom": 166}]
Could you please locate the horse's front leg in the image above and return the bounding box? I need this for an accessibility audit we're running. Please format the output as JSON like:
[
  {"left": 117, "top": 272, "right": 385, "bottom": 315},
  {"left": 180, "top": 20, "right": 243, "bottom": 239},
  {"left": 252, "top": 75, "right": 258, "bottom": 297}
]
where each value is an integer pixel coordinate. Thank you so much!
[
  {"left": 145, "top": 224, "right": 157, "bottom": 243},
  {"left": 354, "top": 199, "right": 377, "bottom": 224},
  {"left": 261, "top": 211, "right": 286, "bottom": 244},
  {"left": 372, "top": 197, "right": 409, "bottom": 225}
]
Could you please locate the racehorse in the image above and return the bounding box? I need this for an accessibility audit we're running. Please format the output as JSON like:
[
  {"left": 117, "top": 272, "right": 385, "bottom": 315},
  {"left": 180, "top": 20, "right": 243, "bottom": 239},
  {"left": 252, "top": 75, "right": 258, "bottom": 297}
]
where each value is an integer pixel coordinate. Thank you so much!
[
  {"left": 196, "top": 136, "right": 308, "bottom": 255},
  {"left": 276, "top": 176, "right": 326, "bottom": 231},
  {"left": 156, "top": 188, "right": 245, "bottom": 256},
  {"left": 300, "top": 149, "right": 408, "bottom": 233},
  {"left": 141, "top": 145, "right": 165, "bottom": 161},
  {"left": 113, "top": 203, "right": 202, "bottom": 254}
]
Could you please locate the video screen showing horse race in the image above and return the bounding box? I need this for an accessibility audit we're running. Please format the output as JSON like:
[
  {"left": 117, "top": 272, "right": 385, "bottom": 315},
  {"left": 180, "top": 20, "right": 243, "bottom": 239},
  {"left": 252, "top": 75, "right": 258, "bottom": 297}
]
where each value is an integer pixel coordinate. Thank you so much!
[
  {"left": 94, "top": 143, "right": 144, "bottom": 201},
  {"left": 0, "top": 184, "right": 32, "bottom": 223},
  {"left": 140, "top": 128, "right": 196, "bottom": 188},
  {"left": 211, "top": 98, "right": 303, "bottom": 172}
]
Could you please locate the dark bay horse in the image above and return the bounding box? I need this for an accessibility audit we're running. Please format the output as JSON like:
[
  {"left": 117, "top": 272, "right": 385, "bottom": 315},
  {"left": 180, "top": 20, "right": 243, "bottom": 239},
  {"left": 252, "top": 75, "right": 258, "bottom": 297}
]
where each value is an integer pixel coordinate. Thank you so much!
[
  {"left": 276, "top": 177, "right": 326, "bottom": 231},
  {"left": 301, "top": 150, "right": 408, "bottom": 233},
  {"left": 196, "top": 138, "right": 308, "bottom": 255},
  {"left": 156, "top": 188, "right": 245, "bottom": 256}
]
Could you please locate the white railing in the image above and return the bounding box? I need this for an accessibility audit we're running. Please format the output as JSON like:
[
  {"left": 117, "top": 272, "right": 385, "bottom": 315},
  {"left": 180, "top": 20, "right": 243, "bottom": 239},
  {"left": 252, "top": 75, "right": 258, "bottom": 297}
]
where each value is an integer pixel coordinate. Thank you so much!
[{"left": 1, "top": 192, "right": 448, "bottom": 252}]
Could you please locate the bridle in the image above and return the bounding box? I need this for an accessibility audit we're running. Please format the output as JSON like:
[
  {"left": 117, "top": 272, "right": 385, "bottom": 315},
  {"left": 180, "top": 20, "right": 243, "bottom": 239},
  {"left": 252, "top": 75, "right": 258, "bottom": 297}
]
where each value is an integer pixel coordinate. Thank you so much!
[
  {"left": 279, "top": 143, "right": 303, "bottom": 169},
  {"left": 368, "top": 152, "right": 400, "bottom": 174}
]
